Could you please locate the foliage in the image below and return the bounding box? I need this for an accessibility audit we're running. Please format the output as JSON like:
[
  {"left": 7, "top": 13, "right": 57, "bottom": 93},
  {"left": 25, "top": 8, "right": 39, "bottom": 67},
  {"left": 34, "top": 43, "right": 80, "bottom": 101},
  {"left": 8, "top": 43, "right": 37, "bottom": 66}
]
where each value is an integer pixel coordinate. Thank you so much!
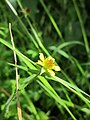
[{"left": 0, "top": 0, "right": 90, "bottom": 120}]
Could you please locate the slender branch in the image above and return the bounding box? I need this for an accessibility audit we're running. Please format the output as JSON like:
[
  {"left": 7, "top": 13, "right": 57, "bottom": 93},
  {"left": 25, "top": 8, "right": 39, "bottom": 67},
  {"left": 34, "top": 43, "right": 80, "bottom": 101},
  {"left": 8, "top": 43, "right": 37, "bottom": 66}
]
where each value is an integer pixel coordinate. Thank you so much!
[{"left": 9, "top": 23, "right": 22, "bottom": 120}]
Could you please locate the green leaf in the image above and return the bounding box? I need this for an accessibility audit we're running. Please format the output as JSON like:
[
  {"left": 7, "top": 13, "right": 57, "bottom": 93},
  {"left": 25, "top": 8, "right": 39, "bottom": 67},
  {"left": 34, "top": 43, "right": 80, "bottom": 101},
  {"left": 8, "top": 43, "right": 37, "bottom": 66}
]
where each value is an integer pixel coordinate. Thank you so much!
[
  {"left": 19, "top": 74, "right": 38, "bottom": 90},
  {"left": 0, "top": 38, "right": 37, "bottom": 70},
  {"left": 46, "top": 76, "right": 90, "bottom": 107},
  {"left": 37, "top": 76, "right": 76, "bottom": 120}
]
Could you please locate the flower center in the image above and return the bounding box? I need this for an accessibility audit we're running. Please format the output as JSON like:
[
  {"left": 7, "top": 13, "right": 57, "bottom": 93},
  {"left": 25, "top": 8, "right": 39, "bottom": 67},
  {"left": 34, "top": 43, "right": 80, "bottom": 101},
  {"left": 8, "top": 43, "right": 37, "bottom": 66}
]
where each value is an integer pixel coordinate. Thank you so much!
[{"left": 44, "top": 58, "right": 54, "bottom": 69}]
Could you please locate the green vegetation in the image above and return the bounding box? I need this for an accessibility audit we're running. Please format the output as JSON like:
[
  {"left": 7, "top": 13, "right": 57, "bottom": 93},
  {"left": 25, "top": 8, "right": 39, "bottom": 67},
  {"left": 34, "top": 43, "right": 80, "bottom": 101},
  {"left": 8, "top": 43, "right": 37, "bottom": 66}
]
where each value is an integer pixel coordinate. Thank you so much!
[{"left": 0, "top": 0, "right": 90, "bottom": 120}]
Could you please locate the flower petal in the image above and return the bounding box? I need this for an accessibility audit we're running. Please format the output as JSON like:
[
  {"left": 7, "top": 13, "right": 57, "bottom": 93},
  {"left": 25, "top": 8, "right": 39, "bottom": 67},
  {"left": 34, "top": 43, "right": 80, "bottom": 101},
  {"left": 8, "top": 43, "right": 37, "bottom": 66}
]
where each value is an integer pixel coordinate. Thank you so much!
[
  {"left": 37, "top": 60, "right": 43, "bottom": 66},
  {"left": 39, "top": 53, "right": 44, "bottom": 61},
  {"left": 53, "top": 65, "right": 60, "bottom": 71},
  {"left": 47, "top": 69, "right": 55, "bottom": 76},
  {"left": 40, "top": 68, "right": 46, "bottom": 75}
]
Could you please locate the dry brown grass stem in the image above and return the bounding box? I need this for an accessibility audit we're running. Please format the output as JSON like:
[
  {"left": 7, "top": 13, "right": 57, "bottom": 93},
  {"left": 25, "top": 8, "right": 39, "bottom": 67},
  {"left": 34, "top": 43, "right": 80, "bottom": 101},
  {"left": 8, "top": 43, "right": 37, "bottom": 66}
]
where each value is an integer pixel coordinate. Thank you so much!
[{"left": 9, "top": 23, "right": 22, "bottom": 120}]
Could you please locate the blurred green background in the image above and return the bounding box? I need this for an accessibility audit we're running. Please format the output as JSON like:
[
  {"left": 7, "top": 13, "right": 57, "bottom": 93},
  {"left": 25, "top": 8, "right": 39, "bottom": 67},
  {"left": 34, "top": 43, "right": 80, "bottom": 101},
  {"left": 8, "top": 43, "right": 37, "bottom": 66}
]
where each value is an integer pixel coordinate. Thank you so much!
[{"left": 0, "top": 0, "right": 90, "bottom": 120}]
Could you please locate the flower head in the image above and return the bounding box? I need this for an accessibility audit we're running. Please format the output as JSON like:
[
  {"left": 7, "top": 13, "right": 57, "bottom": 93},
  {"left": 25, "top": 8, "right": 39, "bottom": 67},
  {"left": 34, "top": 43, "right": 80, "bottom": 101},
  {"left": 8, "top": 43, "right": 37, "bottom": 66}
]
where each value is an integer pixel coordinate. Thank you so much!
[{"left": 37, "top": 53, "right": 60, "bottom": 76}]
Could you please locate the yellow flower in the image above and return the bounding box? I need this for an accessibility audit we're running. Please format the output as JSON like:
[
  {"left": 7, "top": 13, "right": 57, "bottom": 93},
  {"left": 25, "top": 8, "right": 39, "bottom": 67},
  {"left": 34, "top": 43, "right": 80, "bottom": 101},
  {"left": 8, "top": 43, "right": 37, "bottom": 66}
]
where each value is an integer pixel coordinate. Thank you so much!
[{"left": 37, "top": 53, "right": 60, "bottom": 76}]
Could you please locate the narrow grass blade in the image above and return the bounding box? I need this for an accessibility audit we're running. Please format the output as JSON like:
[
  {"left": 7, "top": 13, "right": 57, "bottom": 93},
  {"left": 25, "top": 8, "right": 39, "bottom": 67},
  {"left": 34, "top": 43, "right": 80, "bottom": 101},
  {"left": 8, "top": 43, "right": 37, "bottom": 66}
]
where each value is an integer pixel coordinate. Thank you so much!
[
  {"left": 0, "top": 38, "right": 37, "bottom": 70},
  {"left": 17, "top": 0, "right": 50, "bottom": 56},
  {"left": 37, "top": 76, "right": 76, "bottom": 120},
  {"left": 21, "top": 90, "right": 40, "bottom": 119},
  {"left": 46, "top": 76, "right": 90, "bottom": 107},
  {"left": 72, "top": 0, "right": 90, "bottom": 57},
  {"left": 52, "top": 41, "right": 83, "bottom": 55},
  {"left": 5, "top": 0, "right": 40, "bottom": 50},
  {"left": 71, "top": 57, "right": 85, "bottom": 76},
  {"left": 39, "top": 0, "right": 64, "bottom": 42}
]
